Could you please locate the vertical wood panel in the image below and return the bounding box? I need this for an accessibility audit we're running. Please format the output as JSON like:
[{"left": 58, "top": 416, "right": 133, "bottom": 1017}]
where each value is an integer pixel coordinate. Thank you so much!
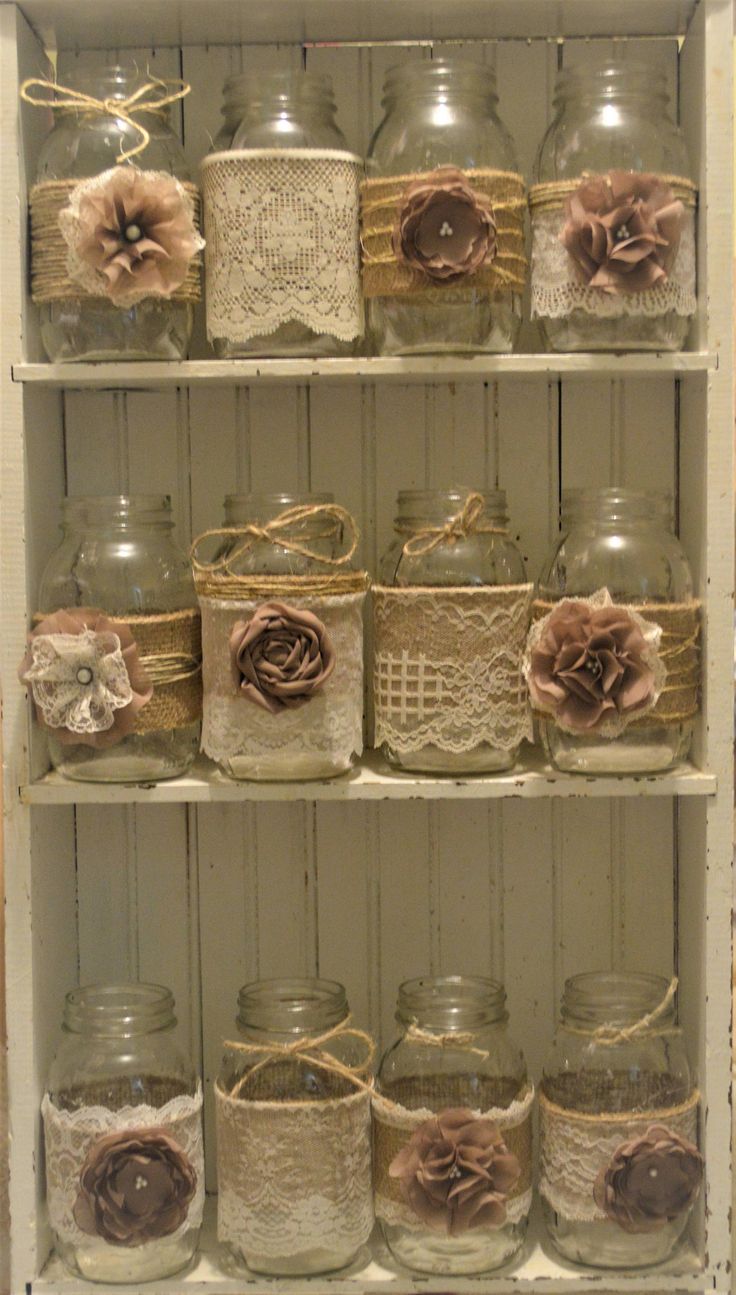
[
  {"left": 76, "top": 806, "right": 136, "bottom": 980},
  {"left": 376, "top": 802, "right": 431, "bottom": 1050},
  {"left": 501, "top": 801, "right": 556, "bottom": 1080}
]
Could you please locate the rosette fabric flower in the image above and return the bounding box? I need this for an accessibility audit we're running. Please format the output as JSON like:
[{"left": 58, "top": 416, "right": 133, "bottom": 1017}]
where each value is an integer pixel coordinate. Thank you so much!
[
  {"left": 561, "top": 171, "right": 684, "bottom": 295},
  {"left": 18, "top": 608, "right": 152, "bottom": 747},
  {"left": 230, "top": 601, "right": 336, "bottom": 715},
  {"left": 389, "top": 1107, "right": 520, "bottom": 1236},
  {"left": 73, "top": 1126, "right": 197, "bottom": 1247},
  {"left": 593, "top": 1124, "right": 703, "bottom": 1233},
  {"left": 394, "top": 167, "right": 497, "bottom": 283}
]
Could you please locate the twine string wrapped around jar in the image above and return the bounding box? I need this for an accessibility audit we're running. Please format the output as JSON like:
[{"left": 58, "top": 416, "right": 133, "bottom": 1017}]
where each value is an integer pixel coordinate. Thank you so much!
[
  {"left": 397, "top": 491, "right": 507, "bottom": 557},
  {"left": 20, "top": 76, "right": 192, "bottom": 162}
]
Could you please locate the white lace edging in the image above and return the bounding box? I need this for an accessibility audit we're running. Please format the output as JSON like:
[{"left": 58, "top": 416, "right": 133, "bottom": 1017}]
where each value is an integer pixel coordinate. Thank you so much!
[
  {"left": 371, "top": 1084, "right": 535, "bottom": 1132},
  {"left": 22, "top": 628, "right": 132, "bottom": 734}
]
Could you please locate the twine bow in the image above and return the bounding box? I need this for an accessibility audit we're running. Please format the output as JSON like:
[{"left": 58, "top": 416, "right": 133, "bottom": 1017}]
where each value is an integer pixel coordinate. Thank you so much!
[
  {"left": 20, "top": 77, "right": 192, "bottom": 163},
  {"left": 567, "top": 977, "right": 678, "bottom": 1047},
  {"left": 225, "top": 1015, "right": 375, "bottom": 1099},
  {"left": 400, "top": 492, "right": 507, "bottom": 557},
  {"left": 404, "top": 1020, "right": 490, "bottom": 1062},
  {"left": 190, "top": 504, "right": 359, "bottom": 575}
]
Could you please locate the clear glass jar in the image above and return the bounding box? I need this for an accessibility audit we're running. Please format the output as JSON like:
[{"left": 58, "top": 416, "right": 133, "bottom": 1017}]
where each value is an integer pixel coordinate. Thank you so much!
[
  {"left": 533, "top": 61, "right": 693, "bottom": 352},
  {"left": 45, "top": 983, "right": 202, "bottom": 1283},
  {"left": 536, "top": 488, "right": 694, "bottom": 773},
  {"left": 35, "top": 66, "right": 194, "bottom": 361},
  {"left": 541, "top": 972, "right": 697, "bottom": 1268},
  {"left": 378, "top": 488, "right": 527, "bottom": 773},
  {"left": 36, "top": 495, "right": 200, "bottom": 781},
  {"left": 213, "top": 70, "right": 355, "bottom": 358},
  {"left": 218, "top": 978, "right": 373, "bottom": 1275},
  {"left": 366, "top": 59, "right": 521, "bottom": 355},
  {"left": 375, "top": 976, "right": 529, "bottom": 1275}
]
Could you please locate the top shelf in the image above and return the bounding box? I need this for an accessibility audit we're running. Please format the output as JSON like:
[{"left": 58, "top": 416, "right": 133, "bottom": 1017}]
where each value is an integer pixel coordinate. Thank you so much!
[{"left": 12, "top": 353, "right": 717, "bottom": 390}]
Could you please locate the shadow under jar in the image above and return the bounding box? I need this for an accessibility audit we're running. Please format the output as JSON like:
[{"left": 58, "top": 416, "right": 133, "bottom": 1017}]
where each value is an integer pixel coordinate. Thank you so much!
[
  {"left": 25, "top": 495, "right": 201, "bottom": 782},
  {"left": 216, "top": 978, "right": 374, "bottom": 1275},
  {"left": 531, "top": 488, "right": 698, "bottom": 774},
  {"left": 540, "top": 972, "right": 702, "bottom": 1269},
  {"left": 375, "top": 489, "right": 532, "bottom": 773},
  {"left": 32, "top": 66, "right": 200, "bottom": 361},
  {"left": 43, "top": 983, "right": 204, "bottom": 1284},
  {"left": 374, "top": 976, "right": 533, "bottom": 1275},
  {"left": 530, "top": 59, "right": 696, "bottom": 352},
  {"left": 364, "top": 59, "right": 525, "bottom": 355}
]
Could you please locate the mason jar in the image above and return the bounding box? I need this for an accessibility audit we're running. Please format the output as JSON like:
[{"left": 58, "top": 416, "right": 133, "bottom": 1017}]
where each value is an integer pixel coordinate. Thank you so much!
[
  {"left": 375, "top": 489, "right": 531, "bottom": 773},
  {"left": 23, "top": 495, "right": 200, "bottom": 782},
  {"left": 540, "top": 972, "right": 702, "bottom": 1268},
  {"left": 216, "top": 978, "right": 374, "bottom": 1275},
  {"left": 203, "top": 70, "right": 362, "bottom": 358},
  {"left": 374, "top": 976, "right": 532, "bottom": 1275},
  {"left": 364, "top": 59, "right": 525, "bottom": 355},
  {"left": 531, "top": 60, "right": 696, "bottom": 352},
  {"left": 43, "top": 983, "right": 204, "bottom": 1283},
  {"left": 32, "top": 66, "right": 200, "bottom": 361},
  {"left": 531, "top": 488, "right": 697, "bottom": 774}
]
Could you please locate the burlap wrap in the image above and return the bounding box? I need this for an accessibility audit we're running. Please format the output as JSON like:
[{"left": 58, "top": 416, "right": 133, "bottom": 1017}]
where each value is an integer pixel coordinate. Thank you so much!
[
  {"left": 528, "top": 174, "right": 698, "bottom": 216},
  {"left": 360, "top": 169, "right": 527, "bottom": 299}
]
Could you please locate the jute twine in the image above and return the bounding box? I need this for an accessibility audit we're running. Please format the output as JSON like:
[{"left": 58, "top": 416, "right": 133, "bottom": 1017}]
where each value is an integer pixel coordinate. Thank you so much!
[
  {"left": 20, "top": 77, "right": 192, "bottom": 163},
  {"left": 222, "top": 1015, "right": 375, "bottom": 1102},
  {"left": 528, "top": 172, "right": 698, "bottom": 215},
  {"left": 532, "top": 598, "right": 700, "bottom": 725},
  {"left": 28, "top": 179, "right": 202, "bottom": 305},
  {"left": 539, "top": 1083, "right": 700, "bottom": 1127},
  {"left": 360, "top": 168, "right": 527, "bottom": 298},
  {"left": 562, "top": 977, "right": 678, "bottom": 1046},
  {"left": 398, "top": 491, "right": 507, "bottom": 557}
]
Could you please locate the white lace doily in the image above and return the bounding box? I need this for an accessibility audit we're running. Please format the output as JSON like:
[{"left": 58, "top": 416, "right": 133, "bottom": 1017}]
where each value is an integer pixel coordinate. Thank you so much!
[
  {"left": 22, "top": 628, "right": 133, "bottom": 735},
  {"left": 530, "top": 206, "right": 696, "bottom": 320},
  {"left": 200, "top": 591, "right": 365, "bottom": 766},
  {"left": 42, "top": 1087, "right": 205, "bottom": 1248},
  {"left": 202, "top": 148, "right": 364, "bottom": 343}
]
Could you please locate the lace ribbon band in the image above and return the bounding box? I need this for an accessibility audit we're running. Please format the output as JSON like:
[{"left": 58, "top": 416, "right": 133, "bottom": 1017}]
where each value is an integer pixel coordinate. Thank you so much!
[
  {"left": 539, "top": 1084, "right": 700, "bottom": 1224},
  {"left": 373, "top": 583, "right": 533, "bottom": 757},
  {"left": 202, "top": 148, "right": 364, "bottom": 344},
  {"left": 361, "top": 168, "right": 527, "bottom": 298}
]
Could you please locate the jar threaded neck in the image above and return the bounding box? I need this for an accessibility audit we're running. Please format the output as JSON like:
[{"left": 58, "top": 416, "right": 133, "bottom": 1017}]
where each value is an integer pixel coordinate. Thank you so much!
[
  {"left": 63, "top": 983, "right": 176, "bottom": 1036},
  {"left": 560, "top": 971, "right": 676, "bottom": 1030},
  {"left": 397, "top": 975, "right": 508, "bottom": 1032},
  {"left": 237, "top": 977, "right": 349, "bottom": 1038}
]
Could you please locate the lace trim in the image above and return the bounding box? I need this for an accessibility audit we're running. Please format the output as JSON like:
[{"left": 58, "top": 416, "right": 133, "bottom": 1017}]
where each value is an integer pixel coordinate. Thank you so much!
[
  {"left": 202, "top": 149, "right": 364, "bottom": 344},
  {"left": 22, "top": 628, "right": 133, "bottom": 734},
  {"left": 530, "top": 206, "right": 696, "bottom": 320}
]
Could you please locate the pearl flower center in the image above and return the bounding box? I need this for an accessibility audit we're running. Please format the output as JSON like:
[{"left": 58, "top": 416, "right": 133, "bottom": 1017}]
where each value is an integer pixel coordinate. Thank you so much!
[
  {"left": 438, "top": 221, "right": 454, "bottom": 238},
  {"left": 124, "top": 223, "right": 143, "bottom": 243},
  {"left": 75, "top": 665, "right": 94, "bottom": 686},
  {"left": 616, "top": 223, "right": 631, "bottom": 242},
  {"left": 134, "top": 1174, "right": 148, "bottom": 1191},
  {"left": 585, "top": 656, "right": 603, "bottom": 678}
]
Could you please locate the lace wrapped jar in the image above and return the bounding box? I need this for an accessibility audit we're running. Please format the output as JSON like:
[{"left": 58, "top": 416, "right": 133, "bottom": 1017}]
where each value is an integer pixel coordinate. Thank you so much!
[
  {"left": 374, "top": 976, "right": 533, "bottom": 1275},
  {"left": 374, "top": 489, "right": 532, "bottom": 773},
  {"left": 363, "top": 60, "right": 526, "bottom": 355},
  {"left": 19, "top": 495, "right": 201, "bottom": 782},
  {"left": 43, "top": 983, "right": 204, "bottom": 1283},
  {"left": 216, "top": 978, "right": 374, "bottom": 1275},
  {"left": 540, "top": 972, "right": 702, "bottom": 1269},
  {"left": 202, "top": 70, "right": 363, "bottom": 357},
  {"left": 192, "top": 493, "right": 368, "bottom": 780},
  {"left": 529, "top": 60, "right": 696, "bottom": 352},
  {"left": 526, "top": 488, "right": 699, "bottom": 774},
  {"left": 25, "top": 67, "right": 203, "bottom": 362}
]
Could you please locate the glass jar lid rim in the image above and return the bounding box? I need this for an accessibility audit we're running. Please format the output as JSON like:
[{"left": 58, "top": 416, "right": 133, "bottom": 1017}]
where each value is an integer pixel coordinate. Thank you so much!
[
  {"left": 554, "top": 58, "right": 668, "bottom": 96},
  {"left": 224, "top": 490, "right": 334, "bottom": 507},
  {"left": 397, "top": 974, "right": 508, "bottom": 1028},
  {"left": 222, "top": 68, "right": 335, "bottom": 98},
  {"left": 59, "top": 64, "right": 173, "bottom": 105},
  {"left": 561, "top": 970, "right": 676, "bottom": 1026},
  {"left": 63, "top": 981, "right": 176, "bottom": 1035},
  {"left": 62, "top": 493, "right": 173, "bottom": 523},
  {"left": 237, "top": 977, "right": 349, "bottom": 1034},
  {"left": 562, "top": 486, "right": 672, "bottom": 513},
  {"left": 383, "top": 56, "right": 498, "bottom": 97}
]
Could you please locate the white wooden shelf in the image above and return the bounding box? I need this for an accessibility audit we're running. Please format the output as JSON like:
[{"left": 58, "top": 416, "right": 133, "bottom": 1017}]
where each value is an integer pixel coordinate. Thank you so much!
[
  {"left": 12, "top": 353, "right": 718, "bottom": 389},
  {"left": 20, "top": 751, "right": 717, "bottom": 804}
]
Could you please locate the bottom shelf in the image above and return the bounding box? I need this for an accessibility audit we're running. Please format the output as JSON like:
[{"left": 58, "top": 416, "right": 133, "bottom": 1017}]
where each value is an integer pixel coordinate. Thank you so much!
[{"left": 35, "top": 1200, "right": 704, "bottom": 1295}]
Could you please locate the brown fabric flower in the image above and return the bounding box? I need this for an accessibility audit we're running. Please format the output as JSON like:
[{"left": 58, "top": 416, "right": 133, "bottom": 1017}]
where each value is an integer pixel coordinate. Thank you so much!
[
  {"left": 528, "top": 600, "right": 656, "bottom": 732},
  {"left": 594, "top": 1124, "right": 703, "bottom": 1234},
  {"left": 73, "top": 1125, "right": 197, "bottom": 1247},
  {"left": 561, "top": 171, "right": 684, "bottom": 295},
  {"left": 393, "top": 167, "right": 497, "bottom": 283},
  {"left": 74, "top": 167, "right": 201, "bottom": 303},
  {"left": 389, "top": 1108, "right": 520, "bottom": 1236},
  {"left": 230, "top": 601, "right": 336, "bottom": 715},
  {"left": 18, "top": 608, "right": 152, "bottom": 748}
]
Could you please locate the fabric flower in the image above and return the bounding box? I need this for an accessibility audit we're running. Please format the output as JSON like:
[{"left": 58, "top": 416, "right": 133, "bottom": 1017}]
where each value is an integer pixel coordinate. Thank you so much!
[
  {"left": 561, "top": 170, "right": 684, "bottom": 295},
  {"left": 527, "top": 595, "right": 659, "bottom": 733},
  {"left": 73, "top": 1126, "right": 197, "bottom": 1247},
  {"left": 18, "top": 608, "right": 152, "bottom": 748},
  {"left": 69, "top": 167, "right": 203, "bottom": 304},
  {"left": 389, "top": 1108, "right": 520, "bottom": 1236},
  {"left": 394, "top": 167, "right": 497, "bottom": 283},
  {"left": 230, "top": 601, "right": 336, "bottom": 715},
  {"left": 594, "top": 1124, "right": 703, "bottom": 1233}
]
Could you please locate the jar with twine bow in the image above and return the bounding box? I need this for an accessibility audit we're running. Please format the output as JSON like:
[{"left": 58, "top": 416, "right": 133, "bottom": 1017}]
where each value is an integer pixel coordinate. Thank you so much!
[
  {"left": 374, "top": 488, "right": 532, "bottom": 773},
  {"left": 190, "top": 492, "right": 369, "bottom": 780},
  {"left": 540, "top": 972, "right": 702, "bottom": 1269},
  {"left": 527, "top": 488, "right": 700, "bottom": 774},
  {"left": 374, "top": 976, "right": 533, "bottom": 1275},
  {"left": 364, "top": 59, "right": 527, "bottom": 355},
  {"left": 22, "top": 66, "right": 203, "bottom": 362},
  {"left": 216, "top": 978, "right": 375, "bottom": 1275}
]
